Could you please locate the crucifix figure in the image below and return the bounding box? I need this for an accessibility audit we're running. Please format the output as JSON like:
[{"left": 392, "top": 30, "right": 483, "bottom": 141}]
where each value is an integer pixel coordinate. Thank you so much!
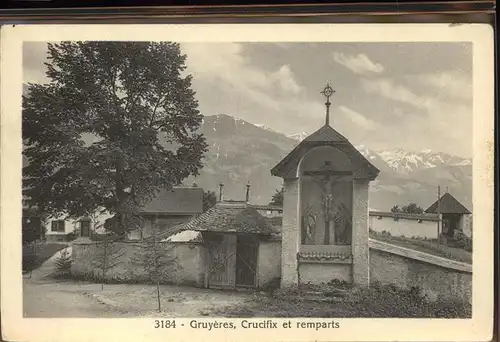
[{"left": 320, "top": 83, "right": 335, "bottom": 126}]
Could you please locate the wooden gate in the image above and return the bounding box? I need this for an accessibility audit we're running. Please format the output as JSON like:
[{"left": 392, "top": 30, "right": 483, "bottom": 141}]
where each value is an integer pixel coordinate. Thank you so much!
[
  {"left": 236, "top": 240, "right": 258, "bottom": 287},
  {"left": 205, "top": 234, "right": 259, "bottom": 289},
  {"left": 206, "top": 234, "right": 237, "bottom": 288}
]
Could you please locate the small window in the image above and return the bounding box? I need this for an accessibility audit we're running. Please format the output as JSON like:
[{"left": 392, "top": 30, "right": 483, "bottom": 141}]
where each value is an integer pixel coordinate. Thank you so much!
[{"left": 51, "top": 220, "right": 65, "bottom": 232}]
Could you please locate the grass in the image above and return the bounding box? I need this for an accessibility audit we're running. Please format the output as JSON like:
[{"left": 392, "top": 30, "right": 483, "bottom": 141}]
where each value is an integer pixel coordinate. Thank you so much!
[
  {"left": 210, "top": 283, "right": 472, "bottom": 318},
  {"left": 23, "top": 241, "right": 68, "bottom": 273},
  {"left": 369, "top": 231, "right": 472, "bottom": 264}
]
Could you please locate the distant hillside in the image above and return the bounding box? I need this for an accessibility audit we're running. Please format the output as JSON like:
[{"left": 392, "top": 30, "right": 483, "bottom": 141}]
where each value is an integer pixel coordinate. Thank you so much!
[
  {"left": 21, "top": 97, "right": 472, "bottom": 212},
  {"left": 181, "top": 114, "right": 472, "bottom": 211}
]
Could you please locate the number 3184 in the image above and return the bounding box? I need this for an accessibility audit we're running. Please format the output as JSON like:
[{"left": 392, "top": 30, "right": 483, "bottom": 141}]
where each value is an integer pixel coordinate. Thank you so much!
[{"left": 154, "top": 320, "right": 176, "bottom": 328}]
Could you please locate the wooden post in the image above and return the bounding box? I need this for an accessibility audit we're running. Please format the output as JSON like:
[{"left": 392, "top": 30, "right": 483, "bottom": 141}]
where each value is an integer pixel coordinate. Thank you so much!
[{"left": 437, "top": 185, "right": 441, "bottom": 245}]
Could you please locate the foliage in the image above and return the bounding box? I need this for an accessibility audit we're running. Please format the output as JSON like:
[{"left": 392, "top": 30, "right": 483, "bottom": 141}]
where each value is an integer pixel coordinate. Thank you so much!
[
  {"left": 22, "top": 213, "right": 44, "bottom": 245},
  {"left": 220, "top": 283, "right": 471, "bottom": 318},
  {"left": 23, "top": 42, "right": 208, "bottom": 236},
  {"left": 131, "top": 223, "right": 179, "bottom": 311},
  {"left": 23, "top": 242, "right": 68, "bottom": 273},
  {"left": 66, "top": 232, "right": 77, "bottom": 241},
  {"left": 439, "top": 231, "right": 472, "bottom": 252},
  {"left": 391, "top": 202, "right": 424, "bottom": 214},
  {"left": 369, "top": 230, "right": 472, "bottom": 264},
  {"left": 269, "top": 188, "right": 283, "bottom": 207},
  {"left": 53, "top": 248, "right": 73, "bottom": 278},
  {"left": 91, "top": 235, "right": 125, "bottom": 289},
  {"left": 203, "top": 190, "right": 217, "bottom": 212}
]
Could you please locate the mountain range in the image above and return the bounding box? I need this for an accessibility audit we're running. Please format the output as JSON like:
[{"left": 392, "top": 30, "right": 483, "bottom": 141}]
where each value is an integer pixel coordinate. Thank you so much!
[
  {"left": 22, "top": 83, "right": 472, "bottom": 212},
  {"left": 184, "top": 114, "right": 472, "bottom": 212}
]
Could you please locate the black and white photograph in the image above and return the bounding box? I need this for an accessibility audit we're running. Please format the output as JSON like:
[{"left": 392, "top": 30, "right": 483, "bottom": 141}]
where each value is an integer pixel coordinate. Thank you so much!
[{"left": 1, "top": 24, "right": 494, "bottom": 342}]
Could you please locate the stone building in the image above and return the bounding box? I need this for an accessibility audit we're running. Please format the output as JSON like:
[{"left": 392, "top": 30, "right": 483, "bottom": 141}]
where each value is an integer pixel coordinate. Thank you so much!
[
  {"left": 425, "top": 192, "right": 472, "bottom": 238},
  {"left": 270, "top": 83, "right": 379, "bottom": 287}
]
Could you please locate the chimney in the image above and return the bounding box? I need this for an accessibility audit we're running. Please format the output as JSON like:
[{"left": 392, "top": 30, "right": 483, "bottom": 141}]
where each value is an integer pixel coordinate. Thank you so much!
[
  {"left": 219, "top": 182, "right": 224, "bottom": 202},
  {"left": 245, "top": 183, "right": 251, "bottom": 203}
]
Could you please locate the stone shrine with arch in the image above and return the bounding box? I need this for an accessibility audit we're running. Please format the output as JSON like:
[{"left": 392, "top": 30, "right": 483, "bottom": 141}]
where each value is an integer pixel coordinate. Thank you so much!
[{"left": 271, "top": 84, "right": 379, "bottom": 287}]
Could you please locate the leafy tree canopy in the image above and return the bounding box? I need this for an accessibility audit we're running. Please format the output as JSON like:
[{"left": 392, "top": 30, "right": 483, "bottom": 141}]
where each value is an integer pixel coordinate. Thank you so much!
[
  {"left": 203, "top": 190, "right": 217, "bottom": 212},
  {"left": 391, "top": 203, "right": 424, "bottom": 215},
  {"left": 23, "top": 42, "right": 208, "bottom": 234},
  {"left": 269, "top": 188, "right": 283, "bottom": 207}
]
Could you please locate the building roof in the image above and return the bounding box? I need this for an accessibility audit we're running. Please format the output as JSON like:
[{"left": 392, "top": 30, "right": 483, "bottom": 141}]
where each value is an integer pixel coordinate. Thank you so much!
[
  {"left": 167, "top": 202, "right": 274, "bottom": 235},
  {"left": 270, "top": 125, "right": 379, "bottom": 180},
  {"left": 163, "top": 230, "right": 203, "bottom": 243},
  {"left": 140, "top": 187, "right": 204, "bottom": 215},
  {"left": 250, "top": 204, "right": 283, "bottom": 212},
  {"left": 369, "top": 211, "right": 439, "bottom": 222},
  {"left": 425, "top": 192, "right": 471, "bottom": 214},
  {"left": 264, "top": 216, "right": 283, "bottom": 233}
]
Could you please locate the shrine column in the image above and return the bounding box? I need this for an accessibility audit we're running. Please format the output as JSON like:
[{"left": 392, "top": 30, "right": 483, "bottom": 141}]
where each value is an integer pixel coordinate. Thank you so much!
[
  {"left": 352, "top": 179, "right": 370, "bottom": 286},
  {"left": 281, "top": 178, "right": 300, "bottom": 286}
]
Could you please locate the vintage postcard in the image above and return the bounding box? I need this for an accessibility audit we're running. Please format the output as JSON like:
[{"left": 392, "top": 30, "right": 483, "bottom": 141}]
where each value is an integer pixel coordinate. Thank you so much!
[{"left": 1, "top": 23, "right": 494, "bottom": 342}]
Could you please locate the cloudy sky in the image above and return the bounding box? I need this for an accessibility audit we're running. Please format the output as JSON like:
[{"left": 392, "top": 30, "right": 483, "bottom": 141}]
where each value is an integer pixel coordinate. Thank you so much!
[{"left": 23, "top": 41, "right": 472, "bottom": 157}]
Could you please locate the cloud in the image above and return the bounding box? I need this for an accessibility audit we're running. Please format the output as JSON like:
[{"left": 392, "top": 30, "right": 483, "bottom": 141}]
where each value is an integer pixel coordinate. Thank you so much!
[
  {"left": 270, "top": 65, "right": 302, "bottom": 94},
  {"left": 333, "top": 52, "right": 384, "bottom": 75},
  {"left": 360, "top": 76, "right": 472, "bottom": 156},
  {"left": 361, "top": 78, "right": 430, "bottom": 109},
  {"left": 339, "top": 106, "right": 378, "bottom": 130},
  {"left": 181, "top": 43, "right": 320, "bottom": 131},
  {"left": 415, "top": 70, "right": 472, "bottom": 101}
]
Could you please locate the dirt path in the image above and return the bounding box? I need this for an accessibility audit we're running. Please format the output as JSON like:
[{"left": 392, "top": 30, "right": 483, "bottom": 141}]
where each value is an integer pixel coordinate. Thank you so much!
[{"left": 23, "top": 246, "right": 254, "bottom": 318}]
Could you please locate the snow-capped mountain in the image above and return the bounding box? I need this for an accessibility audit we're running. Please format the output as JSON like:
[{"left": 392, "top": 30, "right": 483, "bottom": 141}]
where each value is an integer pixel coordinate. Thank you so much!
[
  {"left": 163, "top": 114, "right": 471, "bottom": 211},
  {"left": 374, "top": 148, "right": 471, "bottom": 175},
  {"left": 254, "top": 124, "right": 277, "bottom": 133},
  {"left": 286, "top": 132, "right": 309, "bottom": 141}
]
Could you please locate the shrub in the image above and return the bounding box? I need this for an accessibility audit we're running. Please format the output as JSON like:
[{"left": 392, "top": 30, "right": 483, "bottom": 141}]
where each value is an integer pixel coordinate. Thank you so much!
[
  {"left": 66, "top": 232, "right": 77, "bottom": 241},
  {"left": 261, "top": 277, "right": 281, "bottom": 294},
  {"left": 439, "top": 232, "right": 472, "bottom": 252},
  {"left": 53, "top": 248, "right": 73, "bottom": 278},
  {"left": 23, "top": 252, "right": 38, "bottom": 273}
]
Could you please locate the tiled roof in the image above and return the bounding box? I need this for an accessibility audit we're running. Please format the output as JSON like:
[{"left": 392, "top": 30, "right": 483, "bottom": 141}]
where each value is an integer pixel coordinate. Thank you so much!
[
  {"left": 303, "top": 125, "right": 348, "bottom": 143},
  {"left": 264, "top": 216, "right": 283, "bottom": 233},
  {"left": 163, "top": 230, "right": 203, "bottom": 243},
  {"left": 140, "top": 187, "right": 204, "bottom": 215},
  {"left": 167, "top": 202, "right": 274, "bottom": 235},
  {"left": 271, "top": 125, "right": 379, "bottom": 180},
  {"left": 251, "top": 204, "right": 283, "bottom": 212},
  {"left": 425, "top": 193, "right": 471, "bottom": 214}
]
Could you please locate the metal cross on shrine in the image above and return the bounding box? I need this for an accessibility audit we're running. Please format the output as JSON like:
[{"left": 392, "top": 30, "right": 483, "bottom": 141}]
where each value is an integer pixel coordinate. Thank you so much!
[{"left": 320, "top": 83, "right": 335, "bottom": 126}]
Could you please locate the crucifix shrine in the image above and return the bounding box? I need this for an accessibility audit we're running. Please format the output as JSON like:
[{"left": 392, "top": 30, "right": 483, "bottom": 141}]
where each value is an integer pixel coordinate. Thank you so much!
[{"left": 271, "top": 83, "right": 379, "bottom": 286}]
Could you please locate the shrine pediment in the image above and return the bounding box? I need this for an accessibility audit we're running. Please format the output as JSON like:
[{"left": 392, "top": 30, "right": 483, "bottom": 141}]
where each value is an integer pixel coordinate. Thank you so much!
[{"left": 271, "top": 125, "right": 379, "bottom": 180}]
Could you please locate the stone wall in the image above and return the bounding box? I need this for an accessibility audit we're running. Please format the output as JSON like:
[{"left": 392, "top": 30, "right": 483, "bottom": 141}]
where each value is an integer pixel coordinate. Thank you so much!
[
  {"left": 257, "top": 239, "right": 282, "bottom": 287},
  {"left": 298, "top": 262, "right": 352, "bottom": 284},
  {"left": 369, "top": 215, "right": 438, "bottom": 239},
  {"left": 369, "top": 239, "right": 472, "bottom": 303},
  {"left": 71, "top": 240, "right": 205, "bottom": 287}
]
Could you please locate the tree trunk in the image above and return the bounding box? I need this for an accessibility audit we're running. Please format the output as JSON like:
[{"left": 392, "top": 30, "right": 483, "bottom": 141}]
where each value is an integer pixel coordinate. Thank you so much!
[
  {"left": 115, "top": 159, "right": 127, "bottom": 237},
  {"left": 156, "top": 279, "right": 161, "bottom": 312}
]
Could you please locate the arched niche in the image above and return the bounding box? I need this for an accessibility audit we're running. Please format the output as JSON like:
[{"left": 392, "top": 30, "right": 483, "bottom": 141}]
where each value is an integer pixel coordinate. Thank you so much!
[{"left": 297, "top": 145, "right": 353, "bottom": 247}]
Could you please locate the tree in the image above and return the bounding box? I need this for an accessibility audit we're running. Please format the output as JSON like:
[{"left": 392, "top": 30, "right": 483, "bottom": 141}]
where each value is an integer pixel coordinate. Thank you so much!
[
  {"left": 269, "top": 188, "right": 284, "bottom": 207},
  {"left": 203, "top": 190, "right": 217, "bottom": 212},
  {"left": 23, "top": 42, "right": 208, "bottom": 236},
  {"left": 390, "top": 203, "right": 424, "bottom": 214},
  {"left": 402, "top": 203, "right": 424, "bottom": 214},
  {"left": 131, "top": 222, "right": 178, "bottom": 312},
  {"left": 91, "top": 235, "right": 125, "bottom": 290},
  {"left": 53, "top": 248, "right": 73, "bottom": 278}
]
